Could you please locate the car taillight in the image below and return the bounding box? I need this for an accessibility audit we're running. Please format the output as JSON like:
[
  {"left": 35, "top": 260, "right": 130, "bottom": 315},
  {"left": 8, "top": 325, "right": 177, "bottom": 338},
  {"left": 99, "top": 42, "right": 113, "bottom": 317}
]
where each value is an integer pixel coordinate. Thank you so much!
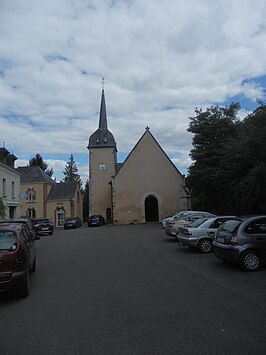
[
  {"left": 34, "top": 224, "right": 40, "bottom": 227},
  {"left": 230, "top": 228, "right": 239, "bottom": 245},
  {"left": 184, "top": 230, "right": 192, "bottom": 237}
]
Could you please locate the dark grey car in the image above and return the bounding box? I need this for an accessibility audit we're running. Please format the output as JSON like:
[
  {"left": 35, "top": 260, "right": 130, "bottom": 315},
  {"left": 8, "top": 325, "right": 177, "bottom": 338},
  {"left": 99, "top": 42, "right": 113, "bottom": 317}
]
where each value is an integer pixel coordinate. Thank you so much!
[{"left": 213, "top": 216, "right": 266, "bottom": 271}]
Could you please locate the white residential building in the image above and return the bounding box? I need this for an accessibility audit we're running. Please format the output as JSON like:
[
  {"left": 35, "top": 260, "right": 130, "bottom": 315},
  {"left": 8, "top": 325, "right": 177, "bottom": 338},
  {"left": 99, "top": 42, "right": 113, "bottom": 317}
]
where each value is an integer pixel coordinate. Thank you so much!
[{"left": 0, "top": 147, "right": 20, "bottom": 218}]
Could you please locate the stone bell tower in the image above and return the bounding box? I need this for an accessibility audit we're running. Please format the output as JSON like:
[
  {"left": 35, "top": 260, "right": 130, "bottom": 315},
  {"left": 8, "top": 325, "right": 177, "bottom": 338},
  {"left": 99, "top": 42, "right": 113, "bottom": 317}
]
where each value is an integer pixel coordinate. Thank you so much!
[{"left": 87, "top": 85, "right": 117, "bottom": 222}]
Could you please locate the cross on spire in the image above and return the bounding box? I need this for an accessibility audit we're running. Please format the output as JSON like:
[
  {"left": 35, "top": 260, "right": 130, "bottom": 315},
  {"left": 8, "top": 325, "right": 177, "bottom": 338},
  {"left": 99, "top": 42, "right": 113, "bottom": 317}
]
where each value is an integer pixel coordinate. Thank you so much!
[{"left": 101, "top": 77, "right": 105, "bottom": 90}]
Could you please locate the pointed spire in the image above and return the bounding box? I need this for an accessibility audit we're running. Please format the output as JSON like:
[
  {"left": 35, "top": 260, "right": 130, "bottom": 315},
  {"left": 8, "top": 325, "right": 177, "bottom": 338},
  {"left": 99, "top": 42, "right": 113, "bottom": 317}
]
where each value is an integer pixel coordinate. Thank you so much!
[
  {"left": 98, "top": 89, "right": 108, "bottom": 130},
  {"left": 88, "top": 84, "right": 117, "bottom": 150}
]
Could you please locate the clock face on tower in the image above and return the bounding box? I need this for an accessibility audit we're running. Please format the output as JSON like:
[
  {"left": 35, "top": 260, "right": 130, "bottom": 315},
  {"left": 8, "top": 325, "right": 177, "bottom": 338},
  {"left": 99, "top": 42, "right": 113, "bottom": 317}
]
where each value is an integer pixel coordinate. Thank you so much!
[{"left": 98, "top": 163, "right": 106, "bottom": 170}]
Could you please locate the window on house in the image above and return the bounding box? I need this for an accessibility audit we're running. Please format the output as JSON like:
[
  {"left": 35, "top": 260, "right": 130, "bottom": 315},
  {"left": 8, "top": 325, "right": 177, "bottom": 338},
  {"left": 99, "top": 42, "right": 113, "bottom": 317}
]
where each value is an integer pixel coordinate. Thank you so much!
[
  {"left": 3, "top": 178, "right": 6, "bottom": 197},
  {"left": 9, "top": 206, "right": 15, "bottom": 219},
  {"left": 27, "top": 188, "right": 36, "bottom": 202},
  {"left": 12, "top": 182, "right": 15, "bottom": 199},
  {"left": 27, "top": 208, "right": 36, "bottom": 218}
]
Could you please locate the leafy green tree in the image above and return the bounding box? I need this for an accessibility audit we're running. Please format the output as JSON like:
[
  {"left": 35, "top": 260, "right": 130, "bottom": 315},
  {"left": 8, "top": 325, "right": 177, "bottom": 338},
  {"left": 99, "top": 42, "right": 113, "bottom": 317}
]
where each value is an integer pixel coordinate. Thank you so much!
[
  {"left": 62, "top": 153, "right": 81, "bottom": 185},
  {"left": 217, "top": 105, "right": 266, "bottom": 214},
  {"left": 186, "top": 102, "right": 266, "bottom": 215},
  {"left": 82, "top": 180, "right": 89, "bottom": 221},
  {"left": 0, "top": 197, "right": 6, "bottom": 218},
  {"left": 29, "top": 153, "right": 54, "bottom": 177},
  {"left": 186, "top": 103, "right": 240, "bottom": 213}
]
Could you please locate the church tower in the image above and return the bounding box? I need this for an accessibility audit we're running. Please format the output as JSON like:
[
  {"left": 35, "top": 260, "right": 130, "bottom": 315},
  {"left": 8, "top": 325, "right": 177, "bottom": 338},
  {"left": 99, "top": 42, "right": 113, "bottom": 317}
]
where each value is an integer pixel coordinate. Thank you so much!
[{"left": 87, "top": 87, "right": 117, "bottom": 222}]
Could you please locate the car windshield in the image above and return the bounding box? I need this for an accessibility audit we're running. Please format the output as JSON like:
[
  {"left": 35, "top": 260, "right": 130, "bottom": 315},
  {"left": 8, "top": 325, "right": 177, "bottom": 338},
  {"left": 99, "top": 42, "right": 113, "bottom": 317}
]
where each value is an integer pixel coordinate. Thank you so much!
[
  {"left": 0, "top": 231, "right": 17, "bottom": 251},
  {"left": 187, "top": 218, "right": 209, "bottom": 228},
  {"left": 173, "top": 212, "right": 189, "bottom": 219}
]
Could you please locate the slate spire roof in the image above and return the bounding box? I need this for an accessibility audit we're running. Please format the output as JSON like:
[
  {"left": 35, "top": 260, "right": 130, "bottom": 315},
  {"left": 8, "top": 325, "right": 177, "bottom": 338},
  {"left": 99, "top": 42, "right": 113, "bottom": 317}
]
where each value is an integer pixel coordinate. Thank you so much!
[
  {"left": 98, "top": 89, "right": 108, "bottom": 130},
  {"left": 88, "top": 89, "right": 117, "bottom": 150}
]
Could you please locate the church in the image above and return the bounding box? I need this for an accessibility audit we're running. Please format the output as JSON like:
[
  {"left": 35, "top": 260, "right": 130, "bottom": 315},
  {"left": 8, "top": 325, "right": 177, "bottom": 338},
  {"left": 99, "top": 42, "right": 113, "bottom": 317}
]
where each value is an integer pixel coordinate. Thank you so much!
[{"left": 87, "top": 89, "right": 191, "bottom": 225}]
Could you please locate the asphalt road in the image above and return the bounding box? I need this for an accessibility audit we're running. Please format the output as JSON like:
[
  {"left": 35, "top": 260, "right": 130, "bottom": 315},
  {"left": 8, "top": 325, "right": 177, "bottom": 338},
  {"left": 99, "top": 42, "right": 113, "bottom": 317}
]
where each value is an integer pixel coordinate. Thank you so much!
[{"left": 1, "top": 223, "right": 266, "bottom": 355}]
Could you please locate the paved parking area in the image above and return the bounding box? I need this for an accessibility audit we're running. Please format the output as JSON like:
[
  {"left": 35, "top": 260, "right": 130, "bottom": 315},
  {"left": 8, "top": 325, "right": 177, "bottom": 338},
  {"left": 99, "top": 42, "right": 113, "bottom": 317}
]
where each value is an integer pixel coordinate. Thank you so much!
[{"left": 1, "top": 223, "right": 266, "bottom": 354}]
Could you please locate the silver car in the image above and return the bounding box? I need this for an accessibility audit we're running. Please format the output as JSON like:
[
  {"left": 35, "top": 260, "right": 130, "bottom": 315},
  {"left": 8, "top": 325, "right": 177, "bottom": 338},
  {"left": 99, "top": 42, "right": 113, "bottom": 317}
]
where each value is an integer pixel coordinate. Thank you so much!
[
  {"left": 161, "top": 210, "right": 194, "bottom": 229},
  {"left": 213, "top": 216, "right": 266, "bottom": 271},
  {"left": 177, "top": 216, "right": 238, "bottom": 253},
  {"left": 164, "top": 211, "right": 216, "bottom": 237}
]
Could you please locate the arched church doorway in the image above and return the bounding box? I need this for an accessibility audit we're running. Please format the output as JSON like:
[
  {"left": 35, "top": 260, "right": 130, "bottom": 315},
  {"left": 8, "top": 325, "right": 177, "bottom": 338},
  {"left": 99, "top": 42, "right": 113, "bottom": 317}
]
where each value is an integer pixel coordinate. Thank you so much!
[{"left": 145, "top": 195, "right": 159, "bottom": 222}]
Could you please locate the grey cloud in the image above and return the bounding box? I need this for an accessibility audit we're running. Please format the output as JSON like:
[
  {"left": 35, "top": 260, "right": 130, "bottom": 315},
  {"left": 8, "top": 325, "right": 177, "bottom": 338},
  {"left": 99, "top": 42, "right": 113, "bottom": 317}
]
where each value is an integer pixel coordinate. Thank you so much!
[{"left": 1, "top": 0, "right": 266, "bottom": 183}]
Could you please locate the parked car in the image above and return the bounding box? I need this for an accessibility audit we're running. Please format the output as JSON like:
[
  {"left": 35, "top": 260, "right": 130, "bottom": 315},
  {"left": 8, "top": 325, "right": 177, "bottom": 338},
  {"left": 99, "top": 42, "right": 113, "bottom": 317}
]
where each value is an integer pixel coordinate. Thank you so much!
[
  {"left": 0, "top": 218, "right": 39, "bottom": 240},
  {"left": 33, "top": 218, "right": 54, "bottom": 235},
  {"left": 64, "top": 217, "right": 82, "bottom": 229},
  {"left": 0, "top": 222, "right": 37, "bottom": 297},
  {"left": 177, "top": 216, "right": 239, "bottom": 253},
  {"left": 213, "top": 216, "right": 266, "bottom": 271},
  {"left": 88, "top": 215, "right": 105, "bottom": 227},
  {"left": 165, "top": 212, "right": 216, "bottom": 237},
  {"left": 161, "top": 211, "right": 192, "bottom": 228}
]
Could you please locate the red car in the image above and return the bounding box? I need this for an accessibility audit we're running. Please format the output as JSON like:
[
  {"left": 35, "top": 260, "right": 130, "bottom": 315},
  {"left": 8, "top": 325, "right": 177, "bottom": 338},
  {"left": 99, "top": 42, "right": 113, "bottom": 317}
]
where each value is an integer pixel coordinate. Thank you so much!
[{"left": 0, "top": 223, "right": 37, "bottom": 298}]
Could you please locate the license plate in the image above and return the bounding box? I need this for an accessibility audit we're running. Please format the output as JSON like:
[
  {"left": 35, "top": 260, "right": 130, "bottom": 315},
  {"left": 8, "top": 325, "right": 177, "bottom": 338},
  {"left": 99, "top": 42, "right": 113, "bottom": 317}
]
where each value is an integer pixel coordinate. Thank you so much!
[
  {"left": 216, "top": 237, "right": 224, "bottom": 243},
  {"left": 41, "top": 227, "right": 49, "bottom": 231}
]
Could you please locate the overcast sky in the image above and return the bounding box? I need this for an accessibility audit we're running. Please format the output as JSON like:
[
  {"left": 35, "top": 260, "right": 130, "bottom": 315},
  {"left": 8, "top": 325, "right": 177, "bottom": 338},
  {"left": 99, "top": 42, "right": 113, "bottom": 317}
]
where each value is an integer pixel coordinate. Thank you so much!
[{"left": 1, "top": 0, "right": 266, "bottom": 184}]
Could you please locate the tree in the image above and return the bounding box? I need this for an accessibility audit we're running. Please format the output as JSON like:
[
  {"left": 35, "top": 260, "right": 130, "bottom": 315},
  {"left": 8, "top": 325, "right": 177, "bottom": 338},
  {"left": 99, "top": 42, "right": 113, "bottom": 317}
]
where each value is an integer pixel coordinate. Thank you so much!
[
  {"left": 82, "top": 180, "right": 89, "bottom": 221},
  {"left": 29, "top": 153, "right": 54, "bottom": 177},
  {"left": 186, "top": 103, "right": 240, "bottom": 213},
  {"left": 0, "top": 197, "right": 6, "bottom": 218},
  {"left": 216, "top": 105, "right": 266, "bottom": 214},
  {"left": 186, "top": 102, "right": 266, "bottom": 215},
  {"left": 62, "top": 153, "right": 81, "bottom": 185}
]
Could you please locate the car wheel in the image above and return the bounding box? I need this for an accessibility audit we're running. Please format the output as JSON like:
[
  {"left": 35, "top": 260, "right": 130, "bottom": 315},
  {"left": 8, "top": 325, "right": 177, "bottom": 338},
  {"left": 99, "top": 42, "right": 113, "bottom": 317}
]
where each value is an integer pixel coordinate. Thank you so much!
[
  {"left": 240, "top": 250, "right": 261, "bottom": 271},
  {"left": 197, "top": 239, "right": 213, "bottom": 253},
  {"left": 18, "top": 272, "right": 29, "bottom": 298},
  {"left": 31, "top": 258, "right": 36, "bottom": 273}
]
